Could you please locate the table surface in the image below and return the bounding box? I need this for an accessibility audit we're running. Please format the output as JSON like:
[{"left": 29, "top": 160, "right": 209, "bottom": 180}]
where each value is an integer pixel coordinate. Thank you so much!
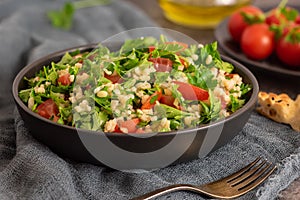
[{"left": 125, "top": 0, "right": 300, "bottom": 199}]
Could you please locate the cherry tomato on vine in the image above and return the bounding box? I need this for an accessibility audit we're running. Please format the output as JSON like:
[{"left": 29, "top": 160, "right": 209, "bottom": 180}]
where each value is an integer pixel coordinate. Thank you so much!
[
  {"left": 228, "top": 5, "right": 264, "bottom": 43},
  {"left": 266, "top": 6, "right": 299, "bottom": 26},
  {"left": 266, "top": 8, "right": 287, "bottom": 26},
  {"left": 276, "top": 27, "right": 300, "bottom": 67},
  {"left": 241, "top": 23, "right": 275, "bottom": 60}
]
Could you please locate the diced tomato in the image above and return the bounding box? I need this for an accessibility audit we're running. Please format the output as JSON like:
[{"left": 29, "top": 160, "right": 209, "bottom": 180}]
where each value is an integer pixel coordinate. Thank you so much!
[
  {"left": 119, "top": 118, "right": 140, "bottom": 133},
  {"left": 296, "top": 16, "right": 300, "bottom": 24},
  {"left": 148, "top": 57, "right": 173, "bottom": 72},
  {"left": 104, "top": 73, "right": 121, "bottom": 84},
  {"left": 141, "top": 90, "right": 162, "bottom": 110},
  {"left": 148, "top": 46, "right": 156, "bottom": 53},
  {"left": 114, "top": 124, "right": 122, "bottom": 133},
  {"left": 173, "top": 81, "right": 209, "bottom": 101},
  {"left": 36, "top": 99, "right": 59, "bottom": 122},
  {"left": 160, "top": 94, "right": 175, "bottom": 107},
  {"left": 225, "top": 73, "right": 236, "bottom": 79},
  {"left": 57, "top": 73, "right": 71, "bottom": 86}
]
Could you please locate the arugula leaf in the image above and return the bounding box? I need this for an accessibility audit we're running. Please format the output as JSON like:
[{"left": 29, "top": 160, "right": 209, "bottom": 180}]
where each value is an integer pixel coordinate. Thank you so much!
[
  {"left": 94, "top": 96, "right": 112, "bottom": 115},
  {"left": 229, "top": 95, "right": 245, "bottom": 112},
  {"left": 217, "top": 61, "right": 234, "bottom": 73},
  {"left": 198, "top": 90, "right": 222, "bottom": 124},
  {"left": 170, "top": 119, "right": 183, "bottom": 130},
  {"left": 186, "top": 65, "right": 217, "bottom": 90},
  {"left": 19, "top": 88, "right": 32, "bottom": 103},
  {"left": 155, "top": 104, "right": 191, "bottom": 119},
  {"left": 154, "top": 72, "right": 169, "bottom": 85},
  {"left": 119, "top": 37, "right": 157, "bottom": 54},
  {"left": 240, "top": 83, "right": 252, "bottom": 96},
  {"left": 47, "top": 67, "right": 58, "bottom": 85},
  {"left": 47, "top": 2, "right": 75, "bottom": 30},
  {"left": 158, "top": 43, "right": 185, "bottom": 53},
  {"left": 58, "top": 52, "right": 74, "bottom": 65},
  {"left": 121, "top": 50, "right": 139, "bottom": 70},
  {"left": 47, "top": 0, "right": 111, "bottom": 30},
  {"left": 198, "top": 42, "right": 220, "bottom": 66},
  {"left": 150, "top": 94, "right": 159, "bottom": 104},
  {"left": 90, "top": 111, "right": 108, "bottom": 130}
]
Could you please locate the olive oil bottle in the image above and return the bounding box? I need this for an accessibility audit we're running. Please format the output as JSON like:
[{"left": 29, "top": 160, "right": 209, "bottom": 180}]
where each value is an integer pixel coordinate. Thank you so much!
[{"left": 159, "top": 0, "right": 252, "bottom": 29}]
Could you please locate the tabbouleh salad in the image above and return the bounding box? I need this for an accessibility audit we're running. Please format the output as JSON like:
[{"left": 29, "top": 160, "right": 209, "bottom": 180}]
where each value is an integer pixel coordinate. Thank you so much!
[{"left": 19, "top": 35, "right": 251, "bottom": 133}]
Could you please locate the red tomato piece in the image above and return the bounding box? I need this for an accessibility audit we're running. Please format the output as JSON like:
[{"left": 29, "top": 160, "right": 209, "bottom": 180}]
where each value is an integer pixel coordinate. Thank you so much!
[
  {"left": 141, "top": 91, "right": 162, "bottom": 110},
  {"left": 36, "top": 99, "right": 59, "bottom": 122},
  {"left": 296, "top": 16, "right": 300, "bottom": 24},
  {"left": 149, "top": 57, "right": 173, "bottom": 72},
  {"left": 148, "top": 46, "right": 156, "bottom": 53},
  {"left": 57, "top": 73, "right": 71, "bottom": 86},
  {"left": 104, "top": 73, "right": 121, "bottom": 84},
  {"left": 228, "top": 6, "right": 263, "bottom": 43},
  {"left": 119, "top": 118, "right": 140, "bottom": 133},
  {"left": 241, "top": 23, "right": 275, "bottom": 60},
  {"left": 160, "top": 94, "right": 175, "bottom": 107},
  {"left": 173, "top": 81, "right": 209, "bottom": 101},
  {"left": 114, "top": 124, "right": 122, "bottom": 133}
]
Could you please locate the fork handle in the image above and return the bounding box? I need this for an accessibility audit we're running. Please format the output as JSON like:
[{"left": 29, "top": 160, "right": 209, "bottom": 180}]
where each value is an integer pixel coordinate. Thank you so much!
[{"left": 130, "top": 184, "right": 204, "bottom": 200}]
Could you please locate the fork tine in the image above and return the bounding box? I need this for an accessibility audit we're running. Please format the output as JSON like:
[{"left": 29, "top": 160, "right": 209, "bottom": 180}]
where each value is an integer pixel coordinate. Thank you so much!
[
  {"left": 223, "top": 157, "right": 262, "bottom": 183},
  {"left": 237, "top": 164, "right": 277, "bottom": 195},
  {"left": 235, "top": 161, "right": 272, "bottom": 188},
  {"left": 228, "top": 159, "right": 267, "bottom": 186}
]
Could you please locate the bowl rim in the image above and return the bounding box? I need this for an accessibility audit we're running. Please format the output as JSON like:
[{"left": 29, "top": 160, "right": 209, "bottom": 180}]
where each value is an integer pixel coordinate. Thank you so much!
[{"left": 12, "top": 43, "right": 259, "bottom": 137}]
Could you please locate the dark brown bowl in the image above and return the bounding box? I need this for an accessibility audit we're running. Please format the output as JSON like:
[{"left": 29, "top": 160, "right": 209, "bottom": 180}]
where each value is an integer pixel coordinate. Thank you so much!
[{"left": 12, "top": 43, "right": 259, "bottom": 170}]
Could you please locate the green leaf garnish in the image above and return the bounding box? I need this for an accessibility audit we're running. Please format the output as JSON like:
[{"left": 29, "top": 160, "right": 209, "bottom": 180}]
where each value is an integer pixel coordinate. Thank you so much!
[{"left": 47, "top": 0, "right": 111, "bottom": 30}]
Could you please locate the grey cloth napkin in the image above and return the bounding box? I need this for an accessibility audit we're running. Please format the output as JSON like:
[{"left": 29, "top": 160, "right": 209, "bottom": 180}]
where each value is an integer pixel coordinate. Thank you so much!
[{"left": 1, "top": 0, "right": 300, "bottom": 199}]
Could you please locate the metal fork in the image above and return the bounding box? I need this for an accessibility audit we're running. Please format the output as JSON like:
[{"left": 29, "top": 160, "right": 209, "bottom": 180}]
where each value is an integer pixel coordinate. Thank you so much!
[{"left": 130, "top": 157, "right": 277, "bottom": 200}]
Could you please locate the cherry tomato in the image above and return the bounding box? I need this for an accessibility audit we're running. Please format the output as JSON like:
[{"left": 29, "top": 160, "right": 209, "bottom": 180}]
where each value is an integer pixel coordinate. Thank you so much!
[
  {"left": 173, "top": 81, "right": 209, "bottom": 101},
  {"left": 241, "top": 23, "right": 275, "bottom": 60},
  {"left": 148, "top": 57, "right": 173, "bottom": 72},
  {"left": 57, "top": 73, "right": 71, "bottom": 86},
  {"left": 265, "top": 8, "right": 287, "bottom": 26},
  {"left": 265, "top": 7, "right": 299, "bottom": 26},
  {"left": 276, "top": 27, "right": 300, "bottom": 67},
  {"left": 36, "top": 99, "right": 59, "bottom": 122},
  {"left": 228, "top": 6, "right": 264, "bottom": 42}
]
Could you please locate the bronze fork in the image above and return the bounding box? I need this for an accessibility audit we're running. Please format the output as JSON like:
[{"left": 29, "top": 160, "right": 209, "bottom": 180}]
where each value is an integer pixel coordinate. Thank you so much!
[{"left": 131, "top": 157, "right": 276, "bottom": 200}]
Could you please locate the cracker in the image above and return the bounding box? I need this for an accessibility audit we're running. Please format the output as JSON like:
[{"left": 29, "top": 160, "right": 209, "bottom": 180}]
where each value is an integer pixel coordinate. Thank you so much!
[{"left": 256, "top": 92, "right": 300, "bottom": 132}]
